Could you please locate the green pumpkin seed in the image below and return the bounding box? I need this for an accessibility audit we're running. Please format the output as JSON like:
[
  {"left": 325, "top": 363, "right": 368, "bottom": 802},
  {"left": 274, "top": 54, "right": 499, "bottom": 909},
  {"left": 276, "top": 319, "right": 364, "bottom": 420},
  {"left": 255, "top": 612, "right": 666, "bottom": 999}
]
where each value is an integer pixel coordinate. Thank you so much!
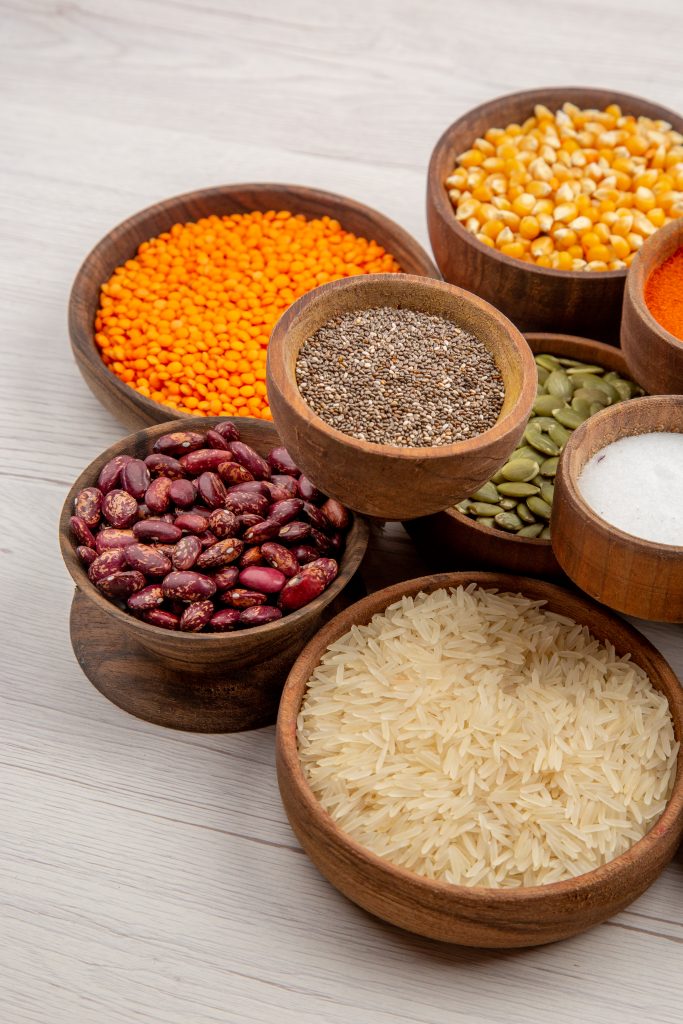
[
  {"left": 565, "top": 364, "right": 605, "bottom": 376},
  {"left": 553, "top": 406, "right": 584, "bottom": 429},
  {"left": 497, "top": 481, "right": 541, "bottom": 497},
  {"left": 529, "top": 415, "right": 559, "bottom": 431},
  {"left": 535, "top": 354, "right": 563, "bottom": 372},
  {"left": 518, "top": 523, "right": 544, "bottom": 538},
  {"left": 539, "top": 457, "right": 559, "bottom": 477},
  {"left": 524, "top": 426, "right": 560, "bottom": 456},
  {"left": 501, "top": 457, "right": 540, "bottom": 482},
  {"left": 476, "top": 516, "right": 496, "bottom": 528},
  {"left": 540, "top": 526, "right": 552, "bottom": 540},
  {"left": 545, "top": 370, "right": 573, "bottom": 400},
  {"left": 557, "top": 357, "right": 602, "bottom": 369},
  {"left": 540, "top": 481, "right": 555, "bottom": 505},
  {"left": 517, "top": 502, "right": 536, "bottom": 524},
  {"left": 491, "top": 468, "right": 506, "bottom": 484},
  {"left": 536, "top": 365, "right": 550, "bottom": 385},
  {"left": 603, "top": 371, "right": 620, "bottom": 382},
  {"left": 470, "top": 482, "right": 500, "bottom": 504},
  {"left": 527, "top": 496, "right": 552, "bottom": 519},
  {"left": 495, "top": 511, "right": 524, "bottom": 531},
  {"left": 548, "top": 422, "right": 570, "bottom": 448},
  {"left": 455, "top": 500, "right": 471, "bottom": 513},
  {"left": 589, "top": 401, "right": 605, "bottom": 416},
  {"left": 499, "top": 498, "right": 518, "bottom": 510},
  {"left": 593, "top": 380, "right": 619, "bottom": 403},
  {"left": 573, "top": 387, "right": 608, "bottom": 405},
  {"left": 469, "top": 502, "right": 501, "bottom": 517},
  {"left": 533, "top": 394, "right": 565, "bottom": 416},
  {"left": 569, "top": 372, "right": 607, "bottom": 389},
  {"left": 571, "top": 396, "right": 591, "bottom": 418},
  {"left": 613, "top": 380, "right": 633, "bottom": 401},
  {"left": 510, "top": 445, "right": 544, "bottom": 463}
]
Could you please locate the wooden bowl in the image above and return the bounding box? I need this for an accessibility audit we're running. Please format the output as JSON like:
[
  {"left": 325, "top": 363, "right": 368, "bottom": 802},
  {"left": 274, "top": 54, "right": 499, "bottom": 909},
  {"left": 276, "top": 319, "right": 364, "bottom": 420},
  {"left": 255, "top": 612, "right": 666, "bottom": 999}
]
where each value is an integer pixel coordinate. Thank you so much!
[
  {"left": 276, "top": 571, "right": 683, "bottom": 948},
  {"left": 621, "top": 218, "right": 683, "bottom": 395},
  {"left": 58, "top": 416, "right": 369, "bottom": 732},
  {"left": 405, "top": 332, "right": 642, "bottom": 577},
  {"left": 69, "top": 183, "right": 439, "bottom": 432},
  {"left": 427, "top": 88, "right": 683, "bottom": 343},
  {"left": 552, "top": 396, "right": 683, "bottom": 621},
  {"left": 266, "top": 274, "right": 536, "bottom": 520}
]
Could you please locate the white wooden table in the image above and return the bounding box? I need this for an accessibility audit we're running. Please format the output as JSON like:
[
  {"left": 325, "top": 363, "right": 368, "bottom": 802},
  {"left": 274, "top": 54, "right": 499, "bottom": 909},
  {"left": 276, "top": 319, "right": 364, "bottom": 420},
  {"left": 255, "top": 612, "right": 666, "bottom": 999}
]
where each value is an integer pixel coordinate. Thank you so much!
[{"left": 2, "top": 2, "right": 682, "bottom": 1021}]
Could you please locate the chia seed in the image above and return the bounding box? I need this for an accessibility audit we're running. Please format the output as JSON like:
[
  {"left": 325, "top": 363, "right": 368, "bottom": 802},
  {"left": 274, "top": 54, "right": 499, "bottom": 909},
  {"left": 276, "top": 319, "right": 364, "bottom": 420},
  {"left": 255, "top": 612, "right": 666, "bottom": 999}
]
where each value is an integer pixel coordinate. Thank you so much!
[{"left": 296, "top": 306, "right": 505, "bottom": 447}]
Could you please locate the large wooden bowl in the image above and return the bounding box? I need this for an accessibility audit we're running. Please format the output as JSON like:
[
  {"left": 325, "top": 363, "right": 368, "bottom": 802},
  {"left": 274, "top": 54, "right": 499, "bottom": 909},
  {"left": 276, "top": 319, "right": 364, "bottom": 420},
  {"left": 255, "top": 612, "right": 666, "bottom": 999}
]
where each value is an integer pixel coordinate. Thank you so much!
[
  {"left": 552, "top": 396, "right": 683, "bottom": 621},
  {"left": 276, "top": 572, "right": 683, "bottom": 948},
  {"left": 427, "top": 88, "right": 683, "bottom": 343},
  {"left": 621, "top": 218, "right": 683, "bottom": 395},
  {"left": 59, "top": 416, "right": 369, "bottom": 731},
  {"left": 69, "top": 183, "right": 439, "bottom": 432},
  {"left": 405, "top": 333, "right": 643, "bottom": 577},
  {"left": 266, "top": 274, "right": 537, "bottom": 520}
]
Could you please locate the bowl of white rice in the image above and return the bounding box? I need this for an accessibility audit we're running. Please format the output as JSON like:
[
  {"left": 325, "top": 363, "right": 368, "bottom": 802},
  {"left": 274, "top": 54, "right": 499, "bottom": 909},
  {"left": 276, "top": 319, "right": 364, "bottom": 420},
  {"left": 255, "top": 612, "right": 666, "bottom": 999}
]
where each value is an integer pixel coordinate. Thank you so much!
[{"left": 276, "top": 572, "right": 683, "bottom": 948}]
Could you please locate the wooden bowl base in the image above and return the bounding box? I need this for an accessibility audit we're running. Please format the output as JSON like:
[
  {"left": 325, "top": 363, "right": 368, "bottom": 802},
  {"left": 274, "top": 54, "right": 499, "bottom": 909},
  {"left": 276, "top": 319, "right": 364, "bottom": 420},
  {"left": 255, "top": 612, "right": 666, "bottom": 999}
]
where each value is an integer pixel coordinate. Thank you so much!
[{"left": 69, "top": 580, "right": 363, "bottom": 732}]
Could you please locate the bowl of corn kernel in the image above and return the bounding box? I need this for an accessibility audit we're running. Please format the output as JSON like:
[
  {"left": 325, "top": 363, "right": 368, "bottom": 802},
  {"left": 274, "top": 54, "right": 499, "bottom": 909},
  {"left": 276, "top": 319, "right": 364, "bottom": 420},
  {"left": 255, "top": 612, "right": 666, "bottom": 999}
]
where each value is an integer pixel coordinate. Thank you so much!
[
  {"left": 427, "top": 88, "right": 683, "bottom": 342},
  {"left": 69, "top": 183, "right": 439, "bottom": 431}
]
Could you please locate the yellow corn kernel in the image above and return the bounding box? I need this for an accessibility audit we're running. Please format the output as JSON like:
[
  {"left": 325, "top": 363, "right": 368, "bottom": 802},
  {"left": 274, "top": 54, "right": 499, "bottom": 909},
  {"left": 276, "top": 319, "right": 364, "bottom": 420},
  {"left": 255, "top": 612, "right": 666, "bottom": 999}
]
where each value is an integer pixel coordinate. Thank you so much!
[
  {"left": 496, "top": 225, "right": 515, "bottom": 246},
  {"left": 581, "top": 231, "right": 601, "bottom": 250},
  {"left": 498, "top": 210, "right": 521, "bottom": 229},
  {"left": 594, "top": 223, "right": 610, "bottom": 243},
  {"left": 531, "top": 236, "right": 553, "bottom": 258},
  {"left": 465, "top": 216, "right": 480, "bottom": 232},
  {"left": 568, "top": 244, "right": 584, "bottom": 259},
  {"left": 498, "top": 142, "right": 519, "bottom": 160},
  {"left": 554, "top": 202, "right": 579, "bottom": 223},
  {"left": 553, "top": 227, "right": 578, "bottom": 250},
  {"left": 527, "top": 180, "right": 552, "bottom": 197},
  {"left": 481, "top": 219, "right": 503, "bottom": 240},
  {"left": 500, "top": 242, "right": 526, "bottom": 259},
  {"left": 568, "top": 215, "right": 593, "bottom": 233},
  {"left": 473, "top": 137, "right": 496, "bottom": 155},
  {"left": 535, "top": 255, "right": 553, "bottom": 267},
  {"left": 507, "top": 123, "right": 522, "bottom": 137},
  {"left": 600, "top": 211, "right": 619, "bottom": 226},
  {"left": 475, "top": 232, "right": 495, "bottom": 248},
  {"left": 572, "top": 258, "right": 588, "bottom": 271},
  {"left": 511, "top": 192, "right": 536, "bottom": 216},
  {"left": 459, "top": 149, "right": 485, "bottom": 167},
  {"left": 608, "top": 259, "right": 628, "bottom": 270},
  {"left": 634, "top": 186, "right": 656, "bottom": 212},
  {"left": 471, "top": 184, "right": 493, "bottom": 202},
  {"left": 627, "top": 232, "right": 644, "bottom": 250},
  {"left": 537, "top": 213, "right": 554, "bottom": 232},
  {"left": 491, "top": 194, "right": 511, "bottom": 209},
  {"left": 552, "top": 251, "right": 573, "bottom": 270},
  {"left": 669, "top": 201, "right": 683, "bottom": 217},
  {"left": 609, "top": 234, "right": 631, "bottom": 260},
  {"left": 482, "top": 157, "right": 506, "bottom": 173},
  {"left": 534, "top": 104, "right": 554, "bottom": 121},
  {"left": 585, "top": 260, "right": 609, "bottom": 271},
  {"left": 529, "top": 157, "right": 553, "bottom": 181},
  {"left": 647, "top": 207, "right": 666, "bottom": 227},
  {"left": 448, "top": 189, "right": 461, "bottom": 205},
  {"left": 518, "top": 215, "right": 540, "bottom": 240},
  {"left": 632, "top": 212, "right": 657, "bottom": 236}
]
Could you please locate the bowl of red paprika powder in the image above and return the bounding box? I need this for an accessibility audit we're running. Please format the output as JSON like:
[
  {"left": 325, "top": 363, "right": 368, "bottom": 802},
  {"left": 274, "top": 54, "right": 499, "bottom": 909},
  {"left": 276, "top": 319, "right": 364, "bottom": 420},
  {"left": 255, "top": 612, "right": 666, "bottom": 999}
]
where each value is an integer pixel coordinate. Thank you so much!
[{"left": 621, "top": 218, "right": 683, "bottom": 395}]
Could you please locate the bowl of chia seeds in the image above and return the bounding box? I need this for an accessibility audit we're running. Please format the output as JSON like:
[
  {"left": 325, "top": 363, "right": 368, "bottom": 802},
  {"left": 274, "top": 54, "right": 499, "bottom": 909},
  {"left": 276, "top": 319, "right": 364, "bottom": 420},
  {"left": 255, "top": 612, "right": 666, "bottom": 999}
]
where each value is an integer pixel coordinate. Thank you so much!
[
  {"left": 405, "top": 333, "right": 645, "bottom": 575},
  {"left": 266, "top": 274, "right": 537, "bottom": 520}
]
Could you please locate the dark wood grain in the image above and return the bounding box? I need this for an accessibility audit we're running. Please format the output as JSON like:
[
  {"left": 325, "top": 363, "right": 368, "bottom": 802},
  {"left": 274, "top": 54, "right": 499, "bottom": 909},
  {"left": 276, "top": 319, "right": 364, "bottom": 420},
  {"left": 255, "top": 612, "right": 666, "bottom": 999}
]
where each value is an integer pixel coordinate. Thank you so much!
[
  {"left": 69, "top": 183, "right": 440, "bottom": 432},
  {"left": 552, "top": 395, "right": 683, "bottom": 621},
  {"left": 427, "top": 88, "right": 683, "bottom": 343},
  {"left": 59, "top": 416, "right": 369, "bottom": 731},
  {"left": 621, "top": 218, "right": 683, "bottom": 395},
  {"left": 276, "top": 571, "right": 683, "bottom": 947},
  {"left": 406, "top": 332, "right": 644, "bottom": 577},
  {"left": 266, "top": 273, "right": 537, "bottom": 520}
]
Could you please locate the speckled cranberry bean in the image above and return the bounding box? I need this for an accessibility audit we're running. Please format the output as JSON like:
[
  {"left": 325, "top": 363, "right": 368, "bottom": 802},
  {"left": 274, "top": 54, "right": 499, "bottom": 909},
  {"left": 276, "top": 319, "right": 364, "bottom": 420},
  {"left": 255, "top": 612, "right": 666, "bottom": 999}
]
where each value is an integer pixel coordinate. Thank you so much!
[
  {"left": 271, "top": 474, "right": 299, "bottom": 497},
  {"left": 153, "top": 543, "right": 178, "bottom": 559},
  {"left": 213, "top": 566, "right": 240, "bottom": 590},
  {"left": 127, "top": 585, "right": 164, "bottom": 611},
  {"left": 239, "top": 566, "right": 286, "bottom": 593},
  {"left": 269, "top": 498, "right": 304, "bottom": 526},
  {"left": 302, "top": 557, "right": 339, "bottom": 587},
  {"left": 77, "top": 545, "right": 97, "bottom": 567},
  {"left": 297, "top": 476, "right": 324, "bottom": 503},
  {"left": 239, "top": 545, "right": 264, "bottom": 568},
  {"left": 208, "top": 509, "right": 240, "bottom": 538},
  {"left": 302, "top": 502, "right": 330, "bottom": 532},
  {"left": 88, "top": 548, "right": 128, "bottom": 582},
  {"left": 224, "top": 491, "right": 269, "bottom": 517},
  {"left": 97, "top": 570, "right": 146, "bottom": 598},
  {"left": 196, "top": 537, "right": 243, "bottom": 570},
  {"left": 70, "top": 515, "right": 96, "bottom": 548},
  {"left": 74, "top": 487, "right": 102, "bottom": 528},
  {"left": 266, "top": 484, "right": 293, "bottom": 503},
  {"left": 172, "top": 534, "right": 202, "bottom": 571},
  {"left": 197, "top": 471, "right": 228, "bottom": 509},
  {"left": 120, "top": 459, "right": 150, "bottom": 500},
  {"left": 243, "top": 519, "right": 280, "bottom": 544},
  {"left": 239, "top": 606, "right": 283, "bottom": 627},
  {"left": 321, "top": 498, "right": 350, "bottom": 530},
  {"left": 133, "top": 519, "right": 182, "bottom": 544},
  {"left": 227, "top": 480, "right": 271, "bottom": 497},
  {"left": 94, "top": 528, "right": 137, "bottom": 553},
  {"left": 278, "top": 572, "right": 325, "bottom": 611},
  {"left": 278, "top": 521, "right": 310, "bottom": 544},
  {"left": 237, "top": 514, "right": 264, "bottom": 532},
  {"left": 310, "top": 528, "right": 334, "bottom": 554},
  {"left": 291, "top": 544, "right": 318, "bottom": 564},
  {"left": 197, "top": 530, "right": 218, "bottom": 549},
  {"left": 180, "top": 449, "right": 234, "bottom": 475},
  {"left": 261, "top": 542, "right": 299, "bottom": 577},
  {"left": 221, "top": 588, "right": 267, "bottom": 609},
  {"left": 209, "top": 608, "right": 241, "bottom": 632},
  {"left": 97, "top": 454, "right": 133, "bottom": 494},
  {"left": 144, "top": 453, "right": 186, "bottom": 479},
  {"left": 143, "top": 609, "right": 180, "bottom": 630},
  {"left": 212, "top": 421, "right": 241, "bottom": 443},
  {"left": 267, "top": 447, "right": 300, "bottom": 476},
  {"left": 327, "top": 531, "right": 344, "bottom": 554},
  {"left": 102, "top": 489, "right": 138, "bottom": 529},
  {"left": 162, "top": 571, "right": 217, "bottom": 602},
  {"left": 169, "top": 478, "right": 197, "bottom": 509},
  {"left": 125, "top": 543, "right": 172, "bottom": 577},
  {"left": 217, "top": 461, "right": 254, "bottom": 485},
  {"left": 145, "top": 476, "right": 172, "bottom": 514},
  {"left": 180, "top": 600, "right": 214, "bottom": 632},
  {"left": 206, "top": 428, "right": 231, "bottom": 450},
  {"left": 173, "top": 512, "right": 208, "bottom": 534},
  {"left": 153, "top": 431, "right": 205, "bottom": 456},
  {"left": 228, "top": 441, "right": 270, "bottom": 480}
]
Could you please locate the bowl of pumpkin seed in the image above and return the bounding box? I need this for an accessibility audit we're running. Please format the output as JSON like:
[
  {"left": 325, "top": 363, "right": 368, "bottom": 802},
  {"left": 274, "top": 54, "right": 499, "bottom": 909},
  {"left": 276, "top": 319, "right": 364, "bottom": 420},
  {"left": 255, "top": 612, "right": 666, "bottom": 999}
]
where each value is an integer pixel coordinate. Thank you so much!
[{"left": 405, "top": 333, "right": 645, "bottom": 578}]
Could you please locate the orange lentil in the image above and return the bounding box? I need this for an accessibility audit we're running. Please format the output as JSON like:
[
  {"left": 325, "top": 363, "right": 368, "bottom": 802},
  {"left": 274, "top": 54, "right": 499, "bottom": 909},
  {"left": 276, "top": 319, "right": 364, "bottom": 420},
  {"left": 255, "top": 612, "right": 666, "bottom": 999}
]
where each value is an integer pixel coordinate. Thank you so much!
[{"left": 95, "top": 210, "right": 401, "bottom": 418}]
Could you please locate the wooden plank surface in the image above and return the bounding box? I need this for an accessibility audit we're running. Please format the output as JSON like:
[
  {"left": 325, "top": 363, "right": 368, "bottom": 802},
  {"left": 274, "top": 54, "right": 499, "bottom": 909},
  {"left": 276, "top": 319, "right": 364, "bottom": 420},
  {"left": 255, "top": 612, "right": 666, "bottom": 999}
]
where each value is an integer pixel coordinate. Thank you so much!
[{"left": 1, "top": 1, "right": 682, "bottom": 1021}]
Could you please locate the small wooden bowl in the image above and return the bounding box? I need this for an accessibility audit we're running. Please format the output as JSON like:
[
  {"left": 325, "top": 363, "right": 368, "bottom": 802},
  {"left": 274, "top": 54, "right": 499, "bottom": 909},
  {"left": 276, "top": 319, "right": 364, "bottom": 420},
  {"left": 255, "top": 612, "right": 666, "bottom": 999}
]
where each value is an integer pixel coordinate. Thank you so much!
[
  {"left": 621, "top": 218, "right": 683, "bottom": 395},
  {"left": 405, "top": 333, "right": 641, "bottom": 577},
  {"left": 69, "top": 183, "right": 439, "bottom": 432},
  {"left": 427, "top": 88, "right": 683, "bottom": 343},
  {"left": 552, "top": 396, "right": 683, "bottom": 621},
  {"left": 59, "top": 416, "right": 369, "bottom": 732},
  {"left": 276, "top": 572, "right": 683, "bottom": 948},
  {"left": 266, "top": 274, "right": 536, "bottom": 520}
]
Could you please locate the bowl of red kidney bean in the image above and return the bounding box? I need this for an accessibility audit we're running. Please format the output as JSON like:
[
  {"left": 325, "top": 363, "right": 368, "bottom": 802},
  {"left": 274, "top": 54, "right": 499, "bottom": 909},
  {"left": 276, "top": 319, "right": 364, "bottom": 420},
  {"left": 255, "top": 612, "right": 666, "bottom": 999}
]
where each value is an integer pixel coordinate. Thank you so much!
[{"left": 59, "top": 416, "right": 368, "bottom": 731}]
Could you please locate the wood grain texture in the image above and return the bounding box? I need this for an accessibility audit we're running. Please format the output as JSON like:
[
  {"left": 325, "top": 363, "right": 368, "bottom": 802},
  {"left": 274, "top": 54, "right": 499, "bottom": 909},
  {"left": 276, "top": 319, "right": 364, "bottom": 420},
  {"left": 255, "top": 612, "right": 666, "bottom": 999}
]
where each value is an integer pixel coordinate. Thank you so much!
[
  {"left": 406, "top": 332, "right": 641, "bottom": 577},
  {"left": 277, "top": 572, "right": 683, "bottom": 947},
  {"left": 70, "top": 184, "right": 439, "bottom": 432},
  {"left": 3, "top": 0, "right": 683, "bottom": 1021},
  {"left": 621, "top": 218, "right": 683, "bottom": 395},
  {"left": 551, "top": 395, "right": 683, "bottom": 621},
  {"left": 427, "top": 88, "right": 683, "bottom": 343},
  {"left": 266, "top": 273, "right": 537, "bottom": 519}
]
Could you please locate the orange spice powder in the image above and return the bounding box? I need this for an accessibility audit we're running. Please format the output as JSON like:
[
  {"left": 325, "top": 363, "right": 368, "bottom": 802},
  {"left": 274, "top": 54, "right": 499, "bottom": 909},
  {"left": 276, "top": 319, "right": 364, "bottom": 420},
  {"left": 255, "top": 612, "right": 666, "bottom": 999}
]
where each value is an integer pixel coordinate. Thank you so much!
[
  {"left": 95, "top": 209, "right": 402, "bottom": 419},
  {"left": 644, "top": 246, "right": 683, "bottom": 342}
]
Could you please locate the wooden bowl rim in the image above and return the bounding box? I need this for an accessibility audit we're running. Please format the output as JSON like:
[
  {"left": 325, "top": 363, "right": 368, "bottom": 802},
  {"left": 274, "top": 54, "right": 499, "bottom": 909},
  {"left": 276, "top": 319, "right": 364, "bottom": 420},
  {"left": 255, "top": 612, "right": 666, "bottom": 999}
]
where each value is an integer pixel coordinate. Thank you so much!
[
  {"left": 277, "top": 571, "right": 683, "bottom": 903},
  {"left": 58, "top": 414, "right": 370, "bottom": 642},
  {"left": 68, "top": 181, "right": 440, "bottom": 426},
  {"left": 624, "top": 218, "right": 683, "bottom": 352},
  {"left": 267, "top": 272, "right": 537, "bottom": 458},
  {"left": 441, "top": 331, "right": 635, "bottom": 549},
  {"left": 428, "top": 86, "right": 683, "bottom": 281},
  {"left": 557, "top": 394, "right": 683, "bottom": 553}
]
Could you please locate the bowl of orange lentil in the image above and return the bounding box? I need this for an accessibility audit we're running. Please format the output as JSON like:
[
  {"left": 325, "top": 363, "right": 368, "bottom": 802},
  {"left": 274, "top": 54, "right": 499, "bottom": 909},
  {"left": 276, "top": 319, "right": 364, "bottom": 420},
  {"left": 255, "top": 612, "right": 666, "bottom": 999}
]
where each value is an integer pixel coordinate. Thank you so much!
[
  {"left": 427, "top": 87, "right": 683, "bottom": 343},
  {"left": 69, "top": 183, "right": 439, "bottom": 432}
]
